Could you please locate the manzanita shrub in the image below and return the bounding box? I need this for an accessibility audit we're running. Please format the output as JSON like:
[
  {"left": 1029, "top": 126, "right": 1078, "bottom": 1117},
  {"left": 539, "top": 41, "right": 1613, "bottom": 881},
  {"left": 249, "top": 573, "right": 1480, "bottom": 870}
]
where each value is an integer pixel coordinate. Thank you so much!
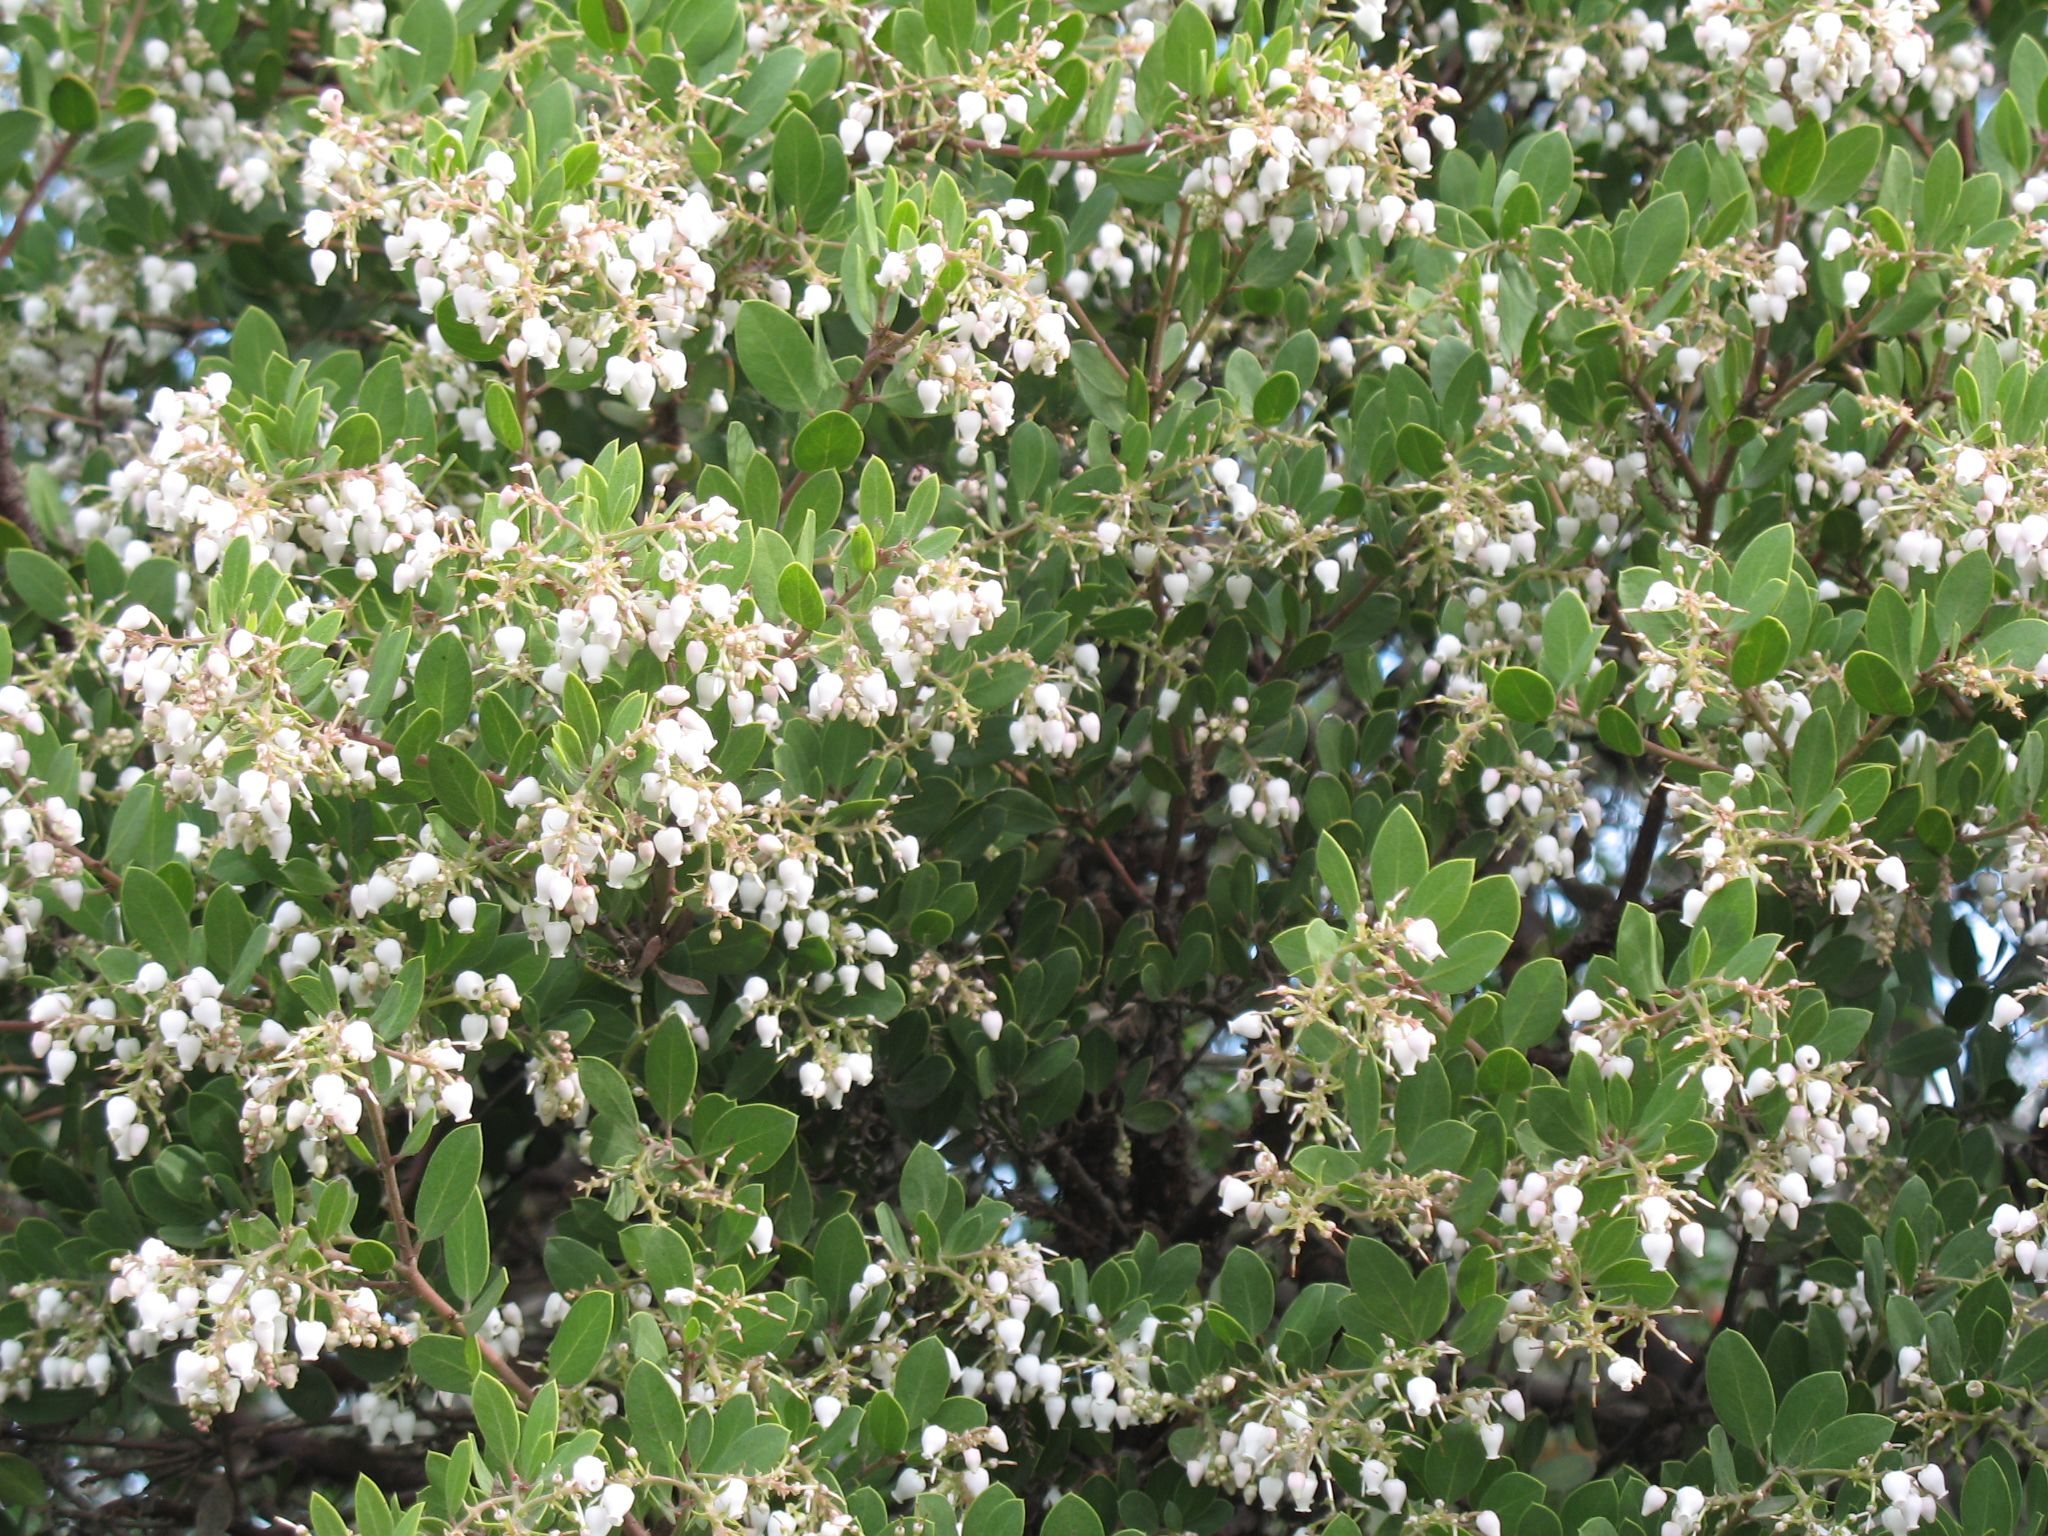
[{"left": 18, "top": 0, "right": 2048, "bottom": 1531}]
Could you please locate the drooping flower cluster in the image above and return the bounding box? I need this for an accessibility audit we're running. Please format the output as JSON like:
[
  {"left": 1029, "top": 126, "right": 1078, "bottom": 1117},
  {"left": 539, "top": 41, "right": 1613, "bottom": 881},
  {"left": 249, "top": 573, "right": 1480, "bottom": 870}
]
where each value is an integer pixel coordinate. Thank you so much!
[{"left": 299, "top": 89, "right": 727, "bottom": 415}]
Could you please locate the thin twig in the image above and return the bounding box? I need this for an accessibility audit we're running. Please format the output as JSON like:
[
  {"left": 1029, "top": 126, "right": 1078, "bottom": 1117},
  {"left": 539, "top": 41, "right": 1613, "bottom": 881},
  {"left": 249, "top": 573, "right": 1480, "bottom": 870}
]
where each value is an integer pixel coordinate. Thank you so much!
[
  {"left": 360, "top": 1090, "right": 533, "bottom": 1405},
  {"left": 949, "top": 134, "right": 1162, "bottom": 162}
]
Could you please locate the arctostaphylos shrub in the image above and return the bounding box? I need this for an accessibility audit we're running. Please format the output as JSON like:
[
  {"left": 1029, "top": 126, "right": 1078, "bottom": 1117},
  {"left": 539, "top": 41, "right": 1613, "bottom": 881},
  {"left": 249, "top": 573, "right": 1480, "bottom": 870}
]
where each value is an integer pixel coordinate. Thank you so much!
[{"left": 9, "top": 0, "right": 2048, "bottom": 1531}]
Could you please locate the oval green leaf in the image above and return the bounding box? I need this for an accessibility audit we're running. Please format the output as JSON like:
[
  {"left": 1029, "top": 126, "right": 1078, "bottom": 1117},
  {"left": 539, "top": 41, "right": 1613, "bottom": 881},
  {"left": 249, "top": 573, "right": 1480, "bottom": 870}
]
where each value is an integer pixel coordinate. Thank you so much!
[
  {"left": 1843, "top": 650, "right": 1914, "bottom": 717},
  {"left": 1396, "top": 422, "right": 1447, "bottom": 478},
  {"left": 1492, "top": 666, "right": 1556, "bottom": 723},
  {"left": 1730, "top": 615, "right": 1790, "bottom": 688},
  {"left": 1622, "top": 192, "right": 1688, "bottom": 292},
  {"left": 6, "top": 548, "right": 78, "bottom": 622},
  {"left": 736, "top": 299, "right": 826, "bottom": 413},
  {"left": 1252, "top": 370, "right": 1301, "bottom": 427},
  {"left": 400, "top": 0, "right": 457, "bottom": 93},
  {"left": 1760, "top": 113, "right": 1824, "bottom": 199},
  {"left": 415, "top": 1121, "right": 483, "bottom": 1243},
  {"left": 645, "top": 1016, "right": 698, "bottom": 1125},
  {"left": 778, "top": 561, "right": 827, "bottom": 630},
  {"left": 48, "top": 75, "right": 100, "bottom": 135},
  {"left": 1800, "top": 123, "right": 1882, "bottom": 210},
  {"left": 548, "top": 1290, "right": 615, "bottom": 1384},
  {"left": 1598, "top": 705, "right": 1645, "bottom": 756},
  {"left": 483, "top": 381, "right": 522, "bottom": 452},
  {"left": 792, "top": 410, "right": 863, "bottom": 473},
  {"left": 1705, "top": 1328, "right": 1776, "bottom": 1451}
]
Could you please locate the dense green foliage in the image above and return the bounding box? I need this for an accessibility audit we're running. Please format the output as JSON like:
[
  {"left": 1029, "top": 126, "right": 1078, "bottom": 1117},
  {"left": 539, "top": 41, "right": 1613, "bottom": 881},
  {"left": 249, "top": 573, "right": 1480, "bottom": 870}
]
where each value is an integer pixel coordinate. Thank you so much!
[{"left": 12, "top": 0, "right": 2048, "bottom": 1533}]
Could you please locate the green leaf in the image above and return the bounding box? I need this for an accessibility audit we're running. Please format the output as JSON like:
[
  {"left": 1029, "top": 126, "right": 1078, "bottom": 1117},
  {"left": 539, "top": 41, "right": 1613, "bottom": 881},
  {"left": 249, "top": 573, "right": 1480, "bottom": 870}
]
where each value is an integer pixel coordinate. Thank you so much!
[
  {"left": 416, "top": 1122, "right": 483, "bottom": 1243},
  {"left": 1808, "top": 1414, "right": 1894, "bottom": 1469},
  {"left": 1597, "top": 705, "right": 1645, "bottom": 756},
  {"left": 1622, "top": 193, "right": 1688, "bottom": 291},
  {"left": 1978, "top": 616, "right": 2048, "bottom": 670},
  {"left": 1344, "top": 1236, "right": 1417, "bottom": 1340},
  {"left": 1133, "top": 1, "right": 1214, "bottom": 125},
  {"left": 1935, "top": 549, "right": 1993, "bottom": 650},
  {"left": 0, "top": 111, "right": 44, "bottom": 167},
  {"left": 1800, "top": 123, "right": 1882, "bottom": 209},
  {"left": 409, "top": 1333, "right": 477, "bottom": 1393},
  {"left": 1044, "top": 1495, "right": 1104, "bottom": 1536},
  {"left": 308, "top": 1494, "right": 351, "bottom": 1536},
  {"left": 1159, "top": 0, "right": 1214, "bottom": 100},
  {"left": 578, "top": 0, "right": 626, "bottom": 49},
  {"left": 1345, "top": 1237, "right": 1450, "bottom": 1343},
  {"left": 1396, "top": 422, "right": 1447, "bottom": 477},
  {"left": 858, "top": 455, "right": 895, "bottom": 529},
  {"left": 427, "top": 743, "right": 493, "bottom": 831},
  {"left": 792, "top": 411, "right": 863, "bottom": 473},
  {"left": 922, "top": 0, "right": 972, "bottom": 63},
  {"left": 1123, "top": 1099, "right": 1179, "bottom": 1133},
  {"left": 700, "top": 1102, "right": 797, "bottom": 1171},
  {"left": 1912, "top": 804, "right": 1954, "bottom": 854},
  {"left": 444, "top": 1188, "right": 490, "bottom": 1303},
  {"left": 1760, "top": 113, "right": 1825, "bottom": 199},
  {"left": 1772, "top": 1370, "right": 1844, "bottom": 1456},
  {"left": 1500, "top": 956, "right": 1565, "bottom": 1050},
  {"left": 369, "top": 956, "right": 426, "bottom": 1037},
  {"left": 900, "top": 1142, "right": 950, "bottom": 1219},
  {"left": 1424, "top": 1423, "right": 1486, "bottom": 1502},
  {"left": 399, "top": 0, "right": 457, "bottom": 95},
  {"left": 1696, "top": 877, "right": 1755, "bottom": 964},
  {"left": 1923, "top": 140, "right": 1963, "bottom": 238},
  {"left": 1843, "top": 650, "right": 1913, "bottom": 717},
  {"left": 736, "top": 299, "right": 828, "bottom": 413},
  {"left": 470, "top": 1371, "right": 520, "bottom": 1468},
  {"left": 963, "top": 1488, "right": 1025, "bottom": 1536},
  {"left": 559, "top": 138, "right": 601, "bottom": 191},
  {"left": 732, "top": 1422, "right": 790, "bottom": 1473},
  {"left": 6, "top": 548, "right": 77, "bottom": 621},
  {"left": 47, "top": 75, "right": 99, "bottom": 135},
  {"left": 352, "top": 1239, "right": 395, "bottom": 1274},
  {"left": 771, "top": 110, "right": 843, "bottom": 225},
  {"left": 231, "top": 305, "right": 287, "bottom": 379},
  {"left": 1369, "top": 806, "right": 1428, "bottom": 908},
  {"left": 645, "top": 1017, "right": 698, "bottom": 1125},
  {"left": 1218, "top": 1246, "right": 1274, "bottom": 1336},
  {"left": 484, "top": 382, "right": 522, "bottom": 452},
  {"left": 1705, "top": 1330, "right": 1776, "bottom": 1451},
  {"left": 0, "top": 1454, "right": 46, "bottom": 1509},
  {"left": 2017, "top": 36, "right": 2048, "bottom": 128},
  {"left": 433, "top": 298, "right": 500, "bottom": 361},
  {"left": 778, "top": 562, "right": 827, "bottom": 630},
  {"left": 1317, "top": 830, "right": 1360, "bottom": 916},
  {"left": 885, "top": 1344, "right": 952, "bottom": 1442},
  {"left": 1613, "top": 903, "right": 1663, "bottom": 1000},
  {"left": 415, "top": 629, "right": 474, "bottom": 730},
  {"left": 1962, "top": 1460, "right": 2015, "bottom": 1536},
  {"left": 1253, "top": 371, "right": 1301, "bottom": 427},
  {"left": 1730, "top": 615, "right": 1789, "bottom": 687},
  {"left": 1539, "top": 589, "right": 1600, "bottom": 690},
  {"left": 860, "top": 1389, "right": 909, "bottom": 1458},
  {"left": 331, "top": 412, "right": 384, "bottom": 469},
  {"left": 547, "top": 1291, "right": 614, "bottom": 1386},
  {"left": 1491, "top": 666, "right": 1555, "bottom": 723},
  {"left": 628, "top": 1359, "right": 689, "bottom": 1453},
  {"left": 1889, "top": 1027, "right": 1960, "bottom": 1077},
  {"left": 579, "top": 1055, "right": 639, "bottom": 1129},
  {"left": 120, "top": 866, "right": 191, "bottom": 971},
  {"left": 1403, "top": 858, "right": 1472, "bottom": 930},
  {"left": 1424, "top": 930, "right": 1511, "bottom": 992},
  {"left": 361, "top": 623, "right": 414, "bottom": 721}
]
